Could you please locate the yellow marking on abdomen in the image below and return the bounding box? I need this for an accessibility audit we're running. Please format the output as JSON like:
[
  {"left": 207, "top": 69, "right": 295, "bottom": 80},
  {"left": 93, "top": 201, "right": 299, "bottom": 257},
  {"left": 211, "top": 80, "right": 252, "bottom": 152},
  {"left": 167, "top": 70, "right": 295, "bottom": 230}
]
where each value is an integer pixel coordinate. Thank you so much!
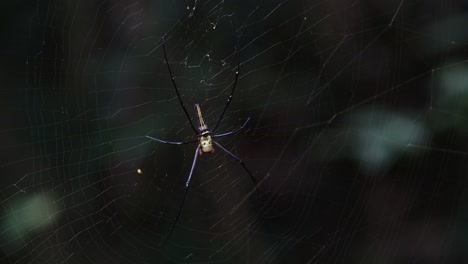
[{"left": 195, "top": 104, "right": 208, "bottom": 131}]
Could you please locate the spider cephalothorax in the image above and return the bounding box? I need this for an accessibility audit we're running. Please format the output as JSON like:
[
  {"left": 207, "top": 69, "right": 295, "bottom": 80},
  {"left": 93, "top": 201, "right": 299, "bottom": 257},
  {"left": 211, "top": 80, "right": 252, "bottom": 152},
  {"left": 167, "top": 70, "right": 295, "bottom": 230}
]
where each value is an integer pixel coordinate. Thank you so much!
[
  {"left": 146, "top": 38, "right": 257, "bottom": 243},
  {"left": 198, "top": 131, "right": 214, "bottom": 155}
]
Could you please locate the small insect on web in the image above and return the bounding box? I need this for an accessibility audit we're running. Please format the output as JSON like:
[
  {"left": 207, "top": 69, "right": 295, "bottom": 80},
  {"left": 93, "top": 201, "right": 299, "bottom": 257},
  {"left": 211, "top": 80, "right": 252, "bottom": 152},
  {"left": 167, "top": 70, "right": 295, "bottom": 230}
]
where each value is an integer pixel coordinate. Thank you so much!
[{"left": 146, "top": 37, "right": 258, "bottom": 242}]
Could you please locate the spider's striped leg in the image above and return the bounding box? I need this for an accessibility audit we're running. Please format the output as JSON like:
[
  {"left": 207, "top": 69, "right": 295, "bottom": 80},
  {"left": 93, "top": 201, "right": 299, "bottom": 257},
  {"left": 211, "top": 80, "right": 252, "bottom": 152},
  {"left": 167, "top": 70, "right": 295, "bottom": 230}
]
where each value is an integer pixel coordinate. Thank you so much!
[
  {"left": 213, "top": 141, "right": 257, "bottom": 187},
  {"left": 212, "top": 44, "right": 240, "bottom": 133},
  {"left": 212, "top": 117, "right": 250, "bottom": 139},
  {"left": 162, "top": 146, "right": 200, "bottom": 244},
  {"left": 161, "top": 38, "right": 198, "bottom": 134},
  {"left": 146, "top": 135, "right": 197, "bottom": 145}
]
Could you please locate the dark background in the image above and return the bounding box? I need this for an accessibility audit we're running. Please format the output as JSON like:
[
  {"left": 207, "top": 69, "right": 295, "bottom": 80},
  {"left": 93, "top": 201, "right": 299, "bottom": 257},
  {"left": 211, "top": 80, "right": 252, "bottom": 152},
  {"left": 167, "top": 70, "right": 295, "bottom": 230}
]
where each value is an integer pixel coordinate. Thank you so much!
[{"left": 1, "top": 0, "right": 468, "bottom": 263}]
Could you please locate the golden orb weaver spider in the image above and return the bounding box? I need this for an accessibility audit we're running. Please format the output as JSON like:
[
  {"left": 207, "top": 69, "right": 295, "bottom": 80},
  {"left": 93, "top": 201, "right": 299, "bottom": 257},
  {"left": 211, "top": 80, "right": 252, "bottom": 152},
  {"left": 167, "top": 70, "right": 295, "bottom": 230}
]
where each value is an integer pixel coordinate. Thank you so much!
[{"left": 146, "top": 38, "right": 257, "bottom": 241}]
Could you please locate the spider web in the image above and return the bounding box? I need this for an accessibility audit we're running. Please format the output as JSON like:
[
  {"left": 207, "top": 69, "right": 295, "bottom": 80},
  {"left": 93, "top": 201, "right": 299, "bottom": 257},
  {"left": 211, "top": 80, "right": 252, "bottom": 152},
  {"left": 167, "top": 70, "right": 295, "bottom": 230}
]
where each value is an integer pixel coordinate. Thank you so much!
[{"left": 1, "top": 0, "right": 468, "bottom": 263}]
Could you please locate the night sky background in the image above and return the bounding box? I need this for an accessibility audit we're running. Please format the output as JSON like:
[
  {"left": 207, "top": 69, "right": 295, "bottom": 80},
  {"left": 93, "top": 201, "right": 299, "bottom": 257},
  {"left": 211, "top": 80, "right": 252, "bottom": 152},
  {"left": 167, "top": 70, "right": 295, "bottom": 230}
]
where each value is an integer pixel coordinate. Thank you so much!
[{"left": 1, "top": 0, "right": 468, "bottom": 263}]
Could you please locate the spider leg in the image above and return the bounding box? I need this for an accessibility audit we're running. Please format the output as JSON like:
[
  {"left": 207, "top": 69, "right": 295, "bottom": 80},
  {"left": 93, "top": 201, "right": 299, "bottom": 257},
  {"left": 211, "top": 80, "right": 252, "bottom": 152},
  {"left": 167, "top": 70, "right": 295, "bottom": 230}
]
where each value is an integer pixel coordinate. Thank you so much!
[
  {"left": 212, "top": 44, "right": 240, "bottom": 133},
  {"left": 163, "top": 146, "right": 200, "bottom": 243},
  {"left": 213, "top": 141, "right": 257, "bottom": 187},
  {"left": 213, "top": 117, "right": 250, "bottom": 139},
  {"left": 161, "top": 38, "right": 198, "bottom": 134},
  {"left": 146, "top": 135, "right": 197, "bottom": 145}
]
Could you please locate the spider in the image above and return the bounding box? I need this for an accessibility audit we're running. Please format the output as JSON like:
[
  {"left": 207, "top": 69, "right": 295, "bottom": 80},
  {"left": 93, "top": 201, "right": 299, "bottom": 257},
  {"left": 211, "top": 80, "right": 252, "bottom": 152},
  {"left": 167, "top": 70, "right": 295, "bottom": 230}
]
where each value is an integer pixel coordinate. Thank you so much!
[{"left": 146, "top": 39, "right": 257, "bottom": 241}]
